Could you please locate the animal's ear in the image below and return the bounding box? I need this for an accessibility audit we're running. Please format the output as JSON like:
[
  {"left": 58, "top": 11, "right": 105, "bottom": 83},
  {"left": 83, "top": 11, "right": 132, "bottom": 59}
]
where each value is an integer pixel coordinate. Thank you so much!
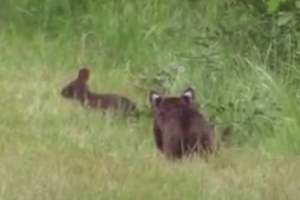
[
  {"left": 149, "top": 90, "right": 162, "bottom": 109},
  {"left": 77, "top": 68, "right": 90, "bottom": 82},
  {"left": 182, "top": 87, "right": 195, "bottom": 104}
]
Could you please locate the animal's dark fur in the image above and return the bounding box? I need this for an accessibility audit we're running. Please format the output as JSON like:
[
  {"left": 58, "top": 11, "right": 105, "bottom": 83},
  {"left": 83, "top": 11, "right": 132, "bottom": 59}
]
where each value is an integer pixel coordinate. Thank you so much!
[
  {"left": 149, "top": 87, "right": 225, "bottom": 160},
  {"left": 61, "top": 68, "right": 138, "bottom": 116}
]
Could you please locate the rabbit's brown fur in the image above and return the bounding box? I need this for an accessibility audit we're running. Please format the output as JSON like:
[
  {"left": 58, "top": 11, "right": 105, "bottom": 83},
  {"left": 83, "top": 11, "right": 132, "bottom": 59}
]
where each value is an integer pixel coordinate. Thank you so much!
[{"left": 61, "top": 68, "right": 138, "bottom": 116}]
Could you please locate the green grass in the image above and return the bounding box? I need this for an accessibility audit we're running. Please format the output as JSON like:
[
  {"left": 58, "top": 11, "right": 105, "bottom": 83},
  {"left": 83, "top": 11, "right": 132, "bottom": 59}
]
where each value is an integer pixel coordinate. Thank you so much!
[{"left": 1, "top": 0, "right": 300, "bottom": 199}]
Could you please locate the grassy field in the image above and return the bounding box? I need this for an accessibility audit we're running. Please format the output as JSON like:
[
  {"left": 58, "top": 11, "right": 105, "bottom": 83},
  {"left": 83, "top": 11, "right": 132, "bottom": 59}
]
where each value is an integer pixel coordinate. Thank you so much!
[{"left": 1, "top": 0, "right": 300, "bottom": 199}]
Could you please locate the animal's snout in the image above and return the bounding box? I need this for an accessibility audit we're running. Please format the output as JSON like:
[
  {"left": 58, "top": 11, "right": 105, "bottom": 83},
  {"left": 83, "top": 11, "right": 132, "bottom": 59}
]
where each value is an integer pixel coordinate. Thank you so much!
[{"left": 61, "top": 88, "right": 69, "bottom": 97}]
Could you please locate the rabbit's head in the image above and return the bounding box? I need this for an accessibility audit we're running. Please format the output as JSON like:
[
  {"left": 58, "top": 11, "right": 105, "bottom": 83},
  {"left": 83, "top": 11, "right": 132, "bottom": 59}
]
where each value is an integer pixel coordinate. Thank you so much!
[{"left": 61, "top": 68, "right": 90, "bottom": 104}]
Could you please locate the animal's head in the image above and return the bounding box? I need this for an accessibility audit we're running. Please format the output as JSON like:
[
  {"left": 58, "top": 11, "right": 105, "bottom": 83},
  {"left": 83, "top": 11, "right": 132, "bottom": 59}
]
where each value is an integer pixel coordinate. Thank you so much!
[
  {"left": 61, "top": 68, "right": 90, "bottom": 104},
  {"left": 149, "top": 87, "right": 196, "bottom": 114}
]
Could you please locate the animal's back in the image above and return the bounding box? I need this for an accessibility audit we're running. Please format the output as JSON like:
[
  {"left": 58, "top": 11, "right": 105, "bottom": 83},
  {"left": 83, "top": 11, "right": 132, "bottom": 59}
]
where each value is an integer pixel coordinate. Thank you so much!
[
  {"left": 105, "top": 93, "right": 137, "bottom": 113},
  {"left": 186, "top": 109, "right": 216, "bottom": 154},
  {"left": 162, "top": 107, "right": 215, "bottom": 158},
  {"left": 88, "top": 93, "right": 137, "bottom": 114}
]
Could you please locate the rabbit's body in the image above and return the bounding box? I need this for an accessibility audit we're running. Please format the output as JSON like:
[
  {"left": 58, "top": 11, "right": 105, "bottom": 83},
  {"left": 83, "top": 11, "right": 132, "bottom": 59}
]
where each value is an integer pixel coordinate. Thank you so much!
[
  {"left": 85, "top": 91, "right": 137, "bottom": 114},
  {"left": 61, "top": 68, "right": 138, "bottom": 116}
]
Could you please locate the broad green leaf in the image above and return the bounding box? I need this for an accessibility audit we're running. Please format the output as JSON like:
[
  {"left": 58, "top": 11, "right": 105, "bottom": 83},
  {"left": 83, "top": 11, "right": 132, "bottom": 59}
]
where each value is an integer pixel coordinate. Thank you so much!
[
  {"left": 277, "top": 12, "right": 294, "bottom": 26},
  {"left": 296, "top": 1, "right": 300, "bottom": 9},
  {"left": 267, "top": 0, "right": 285, "bottom": 14},
  {"left": 267, "top": 0, "right": 280, "bottom": 14}
]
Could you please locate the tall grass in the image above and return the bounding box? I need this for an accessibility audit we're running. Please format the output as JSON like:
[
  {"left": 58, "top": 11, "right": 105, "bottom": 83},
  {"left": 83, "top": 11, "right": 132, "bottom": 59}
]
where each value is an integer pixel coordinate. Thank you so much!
[{"left": 1, "top": 0, "right": 300, "bottom": 199}]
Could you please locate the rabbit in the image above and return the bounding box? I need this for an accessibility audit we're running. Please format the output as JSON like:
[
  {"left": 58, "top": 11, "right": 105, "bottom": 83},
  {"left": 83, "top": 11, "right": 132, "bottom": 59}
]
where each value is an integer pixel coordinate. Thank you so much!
[{"left": 61, "top": 68, "right": 138, "bottom": 116}]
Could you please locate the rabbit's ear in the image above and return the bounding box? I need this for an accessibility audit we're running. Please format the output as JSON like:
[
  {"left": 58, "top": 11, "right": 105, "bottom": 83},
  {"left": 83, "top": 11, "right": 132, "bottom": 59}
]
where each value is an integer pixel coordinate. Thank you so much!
[{"left": 78, "top": 68, "right": 90, "bottom": 82}]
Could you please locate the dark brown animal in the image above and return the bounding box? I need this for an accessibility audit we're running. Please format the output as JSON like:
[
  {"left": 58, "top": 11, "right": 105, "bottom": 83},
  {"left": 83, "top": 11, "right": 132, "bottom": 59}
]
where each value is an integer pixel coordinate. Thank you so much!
[
  {"left": 61, "top": 68, "right": 138, "bottom": 116},
  {"left": 149, "top": 87, "right": 230, "bottom": 160}
]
